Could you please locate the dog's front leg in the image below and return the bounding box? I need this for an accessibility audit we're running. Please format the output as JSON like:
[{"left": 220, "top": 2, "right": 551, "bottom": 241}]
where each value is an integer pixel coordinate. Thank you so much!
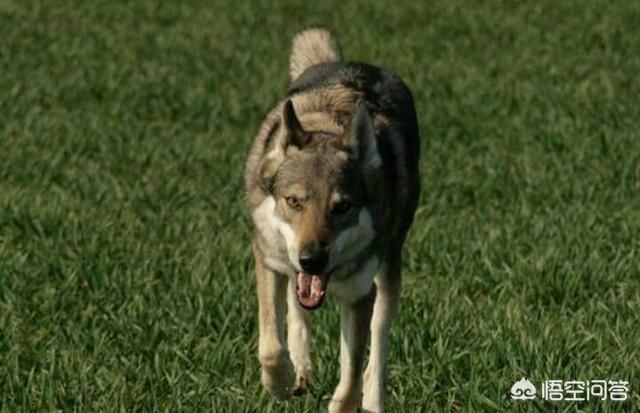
[
  {"left": 254, "top": 247, "right": 295, "bottom": 400},
  {"left": 329, "top": 289, "right": 375, "bottom": 413},
  {"left": 287, "top": 278, "right": 312, "bottom": 395},
  {"left": 362, "top": 260, "right": 401, "bottom": 413}
]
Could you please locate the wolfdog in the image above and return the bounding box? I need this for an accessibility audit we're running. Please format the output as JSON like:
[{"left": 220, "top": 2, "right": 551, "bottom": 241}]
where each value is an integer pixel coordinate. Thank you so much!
[{"left": 244, "top": 27, "right": 420, "bottom": 412}]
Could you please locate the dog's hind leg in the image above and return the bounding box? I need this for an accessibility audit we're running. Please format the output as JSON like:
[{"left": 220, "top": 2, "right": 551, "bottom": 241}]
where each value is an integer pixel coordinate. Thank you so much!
[
  {"left": 287, "top": 278, "right": 312, "bottom": 395},
  {"left": 329, "top": 288, "right": 375, "bottom": 413},
  {"left": 254, "top": 244, "right": 295, "bottom": 400},
  {"left": 362, "top": 257, "right": 402, "bottom": 413}
]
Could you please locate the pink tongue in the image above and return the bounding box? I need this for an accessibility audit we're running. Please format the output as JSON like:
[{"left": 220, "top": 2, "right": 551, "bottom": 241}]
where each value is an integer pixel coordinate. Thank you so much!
[{"left": 296, "top": 272, "right": 327, "bottom": 310}]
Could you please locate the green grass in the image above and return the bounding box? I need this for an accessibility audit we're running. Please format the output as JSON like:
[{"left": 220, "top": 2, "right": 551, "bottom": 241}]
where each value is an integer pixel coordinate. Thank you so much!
[{"left": 1, "top": 0, "right": 639, "bottom": 411}]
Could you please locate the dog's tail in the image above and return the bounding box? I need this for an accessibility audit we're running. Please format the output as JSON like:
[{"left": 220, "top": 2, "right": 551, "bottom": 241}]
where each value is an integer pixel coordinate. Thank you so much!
[{"left": 289, "top": 27, "right": 342, "bottom": 81}]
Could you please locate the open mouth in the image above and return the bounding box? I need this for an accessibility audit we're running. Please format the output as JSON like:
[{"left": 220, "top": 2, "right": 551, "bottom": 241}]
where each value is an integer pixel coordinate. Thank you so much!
[{"left": 295, "top": 272, "right": 329, "bottom": 310}]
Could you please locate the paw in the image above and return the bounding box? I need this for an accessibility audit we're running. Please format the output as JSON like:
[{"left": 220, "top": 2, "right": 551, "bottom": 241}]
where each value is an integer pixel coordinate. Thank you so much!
[
  {"left": 362, "top": 382, "right": 384, "bottom": 412},
  {"left": 362, "top": 366, "right": 384, "bottom": 412},
  {"left": 361, "top": 401, "right": 383, "bottom": 413},
  {"left": 260, "top": 351, "right": 296, "bottom": 401},
  {"left": 328, "top": 389, "right": 361, "bottom": 413},
  {"left": 292, "top": 374, "right": 309, "bottom": 396},
  {"left": 291, "top": 357, "right": 312, "bottom": 396},
  {"left": 328, "top": 398, "right": 359, "bottom": 413}
]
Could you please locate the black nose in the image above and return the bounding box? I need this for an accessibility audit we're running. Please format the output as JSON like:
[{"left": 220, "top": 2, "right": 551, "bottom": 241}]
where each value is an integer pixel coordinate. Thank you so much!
[{"left": 299, "top": 249, "right": 328, "bottom": 274}]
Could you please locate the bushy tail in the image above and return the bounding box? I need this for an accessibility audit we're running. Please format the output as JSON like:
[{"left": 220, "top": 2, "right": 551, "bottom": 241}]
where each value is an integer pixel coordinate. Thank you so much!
[{"left": 289, "top": 27, "right": 342, "bottom": 81}]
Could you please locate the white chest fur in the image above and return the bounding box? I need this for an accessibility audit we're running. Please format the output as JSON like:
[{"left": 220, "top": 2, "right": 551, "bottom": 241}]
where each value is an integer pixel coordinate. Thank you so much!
[{"left": 328, "top": 256, "right": 380, "bottom": 303}]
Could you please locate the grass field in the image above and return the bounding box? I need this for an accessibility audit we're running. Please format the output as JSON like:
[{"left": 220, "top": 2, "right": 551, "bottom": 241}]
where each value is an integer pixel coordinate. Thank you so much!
[{"left": 1, "top": 0, "right": 639, "bottom": 411}]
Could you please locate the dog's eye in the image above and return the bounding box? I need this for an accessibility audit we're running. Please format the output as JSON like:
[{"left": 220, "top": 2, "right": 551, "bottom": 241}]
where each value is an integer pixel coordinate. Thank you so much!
[
  {"left": 285, "top": 196, "right": 302, "bottom": 210},
  {"left": 331, "top": 201, "right": 352, "bottom": 215}
]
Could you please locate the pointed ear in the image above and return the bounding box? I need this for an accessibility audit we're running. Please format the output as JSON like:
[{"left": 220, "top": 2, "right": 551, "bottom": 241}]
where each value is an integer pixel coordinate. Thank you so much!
[
  {"left": 259, "top": 100, "right": 306, "bottom": 193},
  {"left": 280, "top": 100, "right": 309, "bottom": 149},
  {"left": 348, "top": 99, "right": 381, "bottom": 168}
]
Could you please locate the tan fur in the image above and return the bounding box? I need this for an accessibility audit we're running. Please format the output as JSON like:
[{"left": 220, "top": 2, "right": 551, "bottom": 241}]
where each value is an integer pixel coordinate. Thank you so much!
[
  {"left": 293, "top": 84, "right": 359, "bottom": 116},
  {"left": 290, "top": 28, "right": 342, "bottom": 81},
  {"left": 298, "top": 112, "right": 344, "bottom": 135},
  {"left": 285, "top": 86, "right": 362, "bottom": 137},
  {"left": 287, "top": 279, "right": 312, "bottom": 394},
  {"left": 295, "top": 204, "right": 331, "bottom": 251},
  {"left": 254, "top": 243, "right": 294, "bottom": 400}
]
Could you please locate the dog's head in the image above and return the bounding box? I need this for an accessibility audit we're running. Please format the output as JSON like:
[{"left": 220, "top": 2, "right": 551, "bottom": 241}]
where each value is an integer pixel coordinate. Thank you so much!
[{"left": 259, "top": 99, "right": 380, "bottom": 309}]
